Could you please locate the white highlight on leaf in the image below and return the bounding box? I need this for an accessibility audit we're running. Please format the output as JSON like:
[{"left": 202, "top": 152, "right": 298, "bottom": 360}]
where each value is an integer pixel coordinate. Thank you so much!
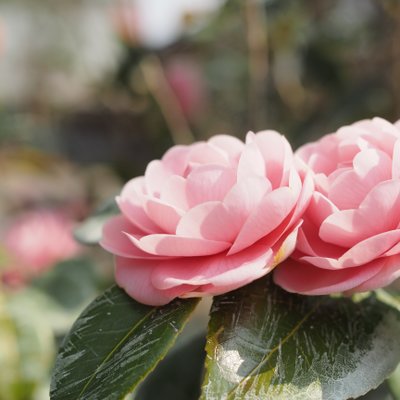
[{"left": 216, "top": 349, "right": 245, "bottom": 384}]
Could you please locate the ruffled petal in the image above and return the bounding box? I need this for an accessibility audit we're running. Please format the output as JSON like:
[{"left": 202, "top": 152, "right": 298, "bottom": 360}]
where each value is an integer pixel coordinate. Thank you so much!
[
  {"left": 328, "top": 149, "right": 392, "bottom": 210},
  {"left": 237, "top": 140, "right": 265, "bottom": 180},
  {"left": 306, "top": 192, "right": 338, "bottom": 227},
  {"left": 274, "top": 257, "right": 384, "bottom": 295},
  {"left": 144, "top": 198, "right": 183, "bottom": 234},
  {"left": 117, "top": 178, "right": 160, "bottom": 234},
  {"left": 144, "top": 160, "right": 172, "bottom": 197},
  {"left": 115, "top": 257, "right": 195, "bottom": 306},
  {"left": 339, "top": 229, "right": 400, "bottom": 267},
  {"left": 187, "top": 142, "right": 229, "bottom": 166},
  {"left": 185, "top": 164, "right": 236, "bottom": 207},
  {"left": 321, "top": 180, "right": 400, "bottom": 247},
  {"left": 126, "top": 233, "right": 231, "bottom": 256},
  {"left": 176, "top": 201, "right": 240, "bottom": 243},
  {"left": 288, "top": 172, "right": 314, "bottom": 226},
  {"left": 223, "top": 176, "right": 271, "bottom": 228},
  {"left": 161, "top": 145, "right": 191, "bottom": 175},
  {"left": 151, "top": 242, "right": 274, "bottom": 290},
  {"left": 296, "top": 219, "right": 344, "bottom": 259},
  {"left": 253, "top": 130, "right": 293, "bottom": 187},
  {"left": 348, "top": 255, "right": 400, "bottom": 292},
  {"left": 160, "top": 175, "right": 189, "bottom": 211},
  {"left": 300, "top": 229, "right": 400, "bottom": 269},
  {"left": 393, "top": 139, "right": 400, "bottom": 180},
  {"left": 208, "top": 135, "right": 244, "bottom": 160},
  {"left": 228, "top": 187, "right": 297, "bottom": 255}
]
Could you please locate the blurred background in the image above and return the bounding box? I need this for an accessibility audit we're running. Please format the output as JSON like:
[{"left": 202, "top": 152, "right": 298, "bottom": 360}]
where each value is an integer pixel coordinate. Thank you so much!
[{"left": 1, "top": 0, "right": 400, "bottom": 399}]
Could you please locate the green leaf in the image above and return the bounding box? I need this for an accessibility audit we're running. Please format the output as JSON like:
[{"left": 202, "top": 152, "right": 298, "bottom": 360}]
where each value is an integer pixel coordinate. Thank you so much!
[
  {"left": 134, "top": 333, "right": 206, "bottom": 400},
  {"left": 388, "top": 363, "right": 400, "bottom": 399},
  {"left": 50, "top": 285, "right": 199, "bottom": 400},
  {"left": 33, "top": 258, "right": 100, "bottom": 311},
  {"left": 74, "top": 197, "right": 119, "bottom": 245},
  {"left": 0, "top": 290, "right": 55, "bottom": 400},
  {"left": 202, "top": 277, "right": 400, "bottom": 400}
]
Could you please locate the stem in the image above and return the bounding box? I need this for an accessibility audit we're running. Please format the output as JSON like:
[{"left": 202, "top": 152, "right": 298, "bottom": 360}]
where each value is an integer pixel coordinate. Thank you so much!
[
  {"left": 140, "top": 55, "right": 195, "bottom": 144},
  {"left": 243, "top": 0, "right": 269, "bottom": 130}
]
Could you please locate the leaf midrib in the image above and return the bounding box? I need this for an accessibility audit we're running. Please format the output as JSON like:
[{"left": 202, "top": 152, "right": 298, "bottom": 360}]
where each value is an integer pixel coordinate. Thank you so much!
[
  {"left": 225, "top": 301, "right": 321, "bottom": 399},
  {"left": 76, "top": 307, "right": 158, "bottom": 399}
]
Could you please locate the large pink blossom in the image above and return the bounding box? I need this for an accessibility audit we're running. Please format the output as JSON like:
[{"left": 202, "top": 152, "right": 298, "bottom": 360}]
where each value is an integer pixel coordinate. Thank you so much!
[
  {"left": 101, "top": 131, "right": 313, "bottom": 305},
  {"left": 274, "top": 117, "right": 400, "bottom": 295},
  {"left": 1, "top": 210, "right": 79, "bottom": 287}
]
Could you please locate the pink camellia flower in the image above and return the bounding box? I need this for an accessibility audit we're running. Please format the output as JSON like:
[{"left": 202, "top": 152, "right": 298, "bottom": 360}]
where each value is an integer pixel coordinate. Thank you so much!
[
  {"left": 1, "top": 210, "right": 79, "bottom": 287},
  {"left": 274, "top": 117, "right": 400, "bottom": 295},
  {"left": 101, "top": 132, "right": 313, "bottom": 305}
]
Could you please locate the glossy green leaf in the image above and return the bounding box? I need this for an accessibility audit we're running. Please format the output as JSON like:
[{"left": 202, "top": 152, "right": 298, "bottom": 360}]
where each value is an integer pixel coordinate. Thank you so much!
[
  {"left": 50, "top": 285, "right": 199, "bottom": 400},
  {"left": 74, "top": 197, "right": 119, "bottom": 245},
  {"left": 202, "top": 277, "right": 400, "bottom": 400}
]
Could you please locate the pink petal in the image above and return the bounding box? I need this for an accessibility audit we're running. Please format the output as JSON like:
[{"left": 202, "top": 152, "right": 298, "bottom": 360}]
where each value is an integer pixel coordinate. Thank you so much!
[
  {"left": 296, "top": 219, "right": 344, "bottom": 259},
  {"left": 319, "top": 208, "right": 374, "bottom": 248},
  {"left": 208, "top": 135, "right": 244, "bottom": 160},
  {"left": 306, "top": 192, "right": 338, "bottom": 227},
  {"left": 115, "top": 256, "right": 194, "bottom": 306},
  {"left": 160, "top": 175, "right": 189, "bottom": 210},
  {"left": 270, "top": 223, "right": 301, "bottom": 267},
  {"left": 307, "top": 153, "right": 338, "bottom": 177},
  {"left": 393, "top": 139, "right": 400, "bottom": 180},
  {"left": 321, "top": 180, "right": 400, "bottom": 247},
  {"left": 117, "top": 177, "right": 160, "bottom": 234},
  {"left": 100, "top": 216, "right": 162, "bottom": 259},
  {"left": 144, "top": 198, "right": 183, "bottom": 234},
  {"left": 384, "top": 241, "right": 400, "bottom": 257},
  {"left": 300, "top": 229, "right": 400, "bottom": 269},
  {"left": 296, "top": 133, "right": 339, "bottom": 175},
  {"left": 187, "top": 142, "right": 229, "bottom": 166},
  {"left": 117, "top": 196, "right": 160, "bottom": 234},
  {"left": 348, "top": 255, "right": 400, "bottom": 292},
  {"left": 185, "top": 165, "right": 236, "bottom": 207},
  {"left": 288, "top": 172, "right": 314, "bottom": 226},
  {"left": 237, "top": 141, "right": 265, "bottom": 181},
  {"left": 328, "top": 149, "right": 392, "bottom": 210},
  {"left": 151, "top": 242, "right": 274, "bottom": 290},
  {"left": 126, "top": 233, "right": 231, "bottom": 256},
  {"left": 176, "top": 201, "right": 240, "bottom": 243},
  {"left": 363, "top": 118, "right": 399, "bottom": 154},
  {"left": 161, "top": 145, "right": 190, "bottom": 175},
  {"left": 288, "top": 168, "right": 302, "bottom": 196},
  {"left": 253, "top": 131, "right": 293, "bottom": 188},
  {"left": 145, "top": 160, "right": 173, "bottom": 197},
  {"left": 339, "top": 229, "right": 400, "bottom": 267},
  {"left": 353, "top": 148, "right": 392, "bottom": 180},
  {"left": 274, "top": 257, "right": 384, "bottom": 295},
  {"left": 358, "top": 179, "right": 400, "bottom": 230},
  {"left": 337, "top": 136, "right": 368, "bottom": 165},
  {"left": 223, "top": 176, "right": 271, "bottom": 227},
  {"left": 228, "top": 187, "right": 297, "bottom": 255},
  {"left": 121, "top": 176, "right": 146, "bottom": 197}
]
